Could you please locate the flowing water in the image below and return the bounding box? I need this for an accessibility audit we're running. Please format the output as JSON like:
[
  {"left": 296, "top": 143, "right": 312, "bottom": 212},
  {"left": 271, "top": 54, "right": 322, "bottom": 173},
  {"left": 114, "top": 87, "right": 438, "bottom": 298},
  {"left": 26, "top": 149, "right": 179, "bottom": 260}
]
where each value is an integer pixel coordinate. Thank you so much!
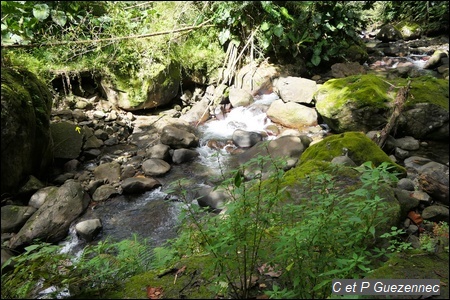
[{"left": 59, "top": 93, "right": 284, "bottom": 256}]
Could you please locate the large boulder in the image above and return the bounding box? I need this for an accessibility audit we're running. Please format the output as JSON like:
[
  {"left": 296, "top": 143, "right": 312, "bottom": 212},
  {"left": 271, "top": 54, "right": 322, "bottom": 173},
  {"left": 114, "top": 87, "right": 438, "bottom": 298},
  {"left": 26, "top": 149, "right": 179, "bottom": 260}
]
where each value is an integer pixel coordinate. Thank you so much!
[
  {"left": 7, "top": 179, "right": 90, "bottom": 250},
  {"left": 315, "top": 75, "right": 449, "bottom": 140},
  {"left": 1, "top": 67, "right": 53, "bottom": 196},
  {"left": 50, "top": 121, "right": 83, "bottom": 159},
  {"left": 297, "top": 132, "right": 406, "bottom": 177},
  {"left": 266, "top": 99, "right": 318, "bottom": 129},
  {"left": 235, "top": 61, "right": 280, "bottom": 96},
  {"left": 101, "top": 62, "right": 180, "bottom": 111}
]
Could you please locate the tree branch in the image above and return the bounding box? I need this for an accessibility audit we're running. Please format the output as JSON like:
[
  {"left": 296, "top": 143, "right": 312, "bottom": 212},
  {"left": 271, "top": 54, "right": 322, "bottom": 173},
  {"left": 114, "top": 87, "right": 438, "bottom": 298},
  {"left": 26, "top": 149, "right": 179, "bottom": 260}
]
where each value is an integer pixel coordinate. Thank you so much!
[
  {"left": 374, "top": 80, "right": 412, "bottom": 148},
  {"left": 1, "top": 22, "right": 214, "bottom": 49}
]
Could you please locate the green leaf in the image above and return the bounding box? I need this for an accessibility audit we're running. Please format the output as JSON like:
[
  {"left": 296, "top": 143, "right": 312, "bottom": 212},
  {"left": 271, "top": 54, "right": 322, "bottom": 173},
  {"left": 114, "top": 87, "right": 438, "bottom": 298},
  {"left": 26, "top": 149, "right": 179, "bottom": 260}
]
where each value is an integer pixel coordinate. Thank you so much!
[
  {"left": 32, "top": 4, "right": 50, "bottom": 21},
  {"left": 234, "top": 171, "right": 242, "bottom": 188},
  {"left": 280, "top": 7, "right": 294, "bottom": 21},
  {"left": 311, "top": 55, "right": 321, "bottom": 66},
  {"left": 218, "top": 28, "right": 230, "bottom": 45},
  {"left": 260, "top": 21, "right": 270, "bottom": 31},
  {"left": 51, "top": 10, "right": 67, "bottom": 27},
  {"left": 273, "top": 24, "right": 283, "bottom": 37}
]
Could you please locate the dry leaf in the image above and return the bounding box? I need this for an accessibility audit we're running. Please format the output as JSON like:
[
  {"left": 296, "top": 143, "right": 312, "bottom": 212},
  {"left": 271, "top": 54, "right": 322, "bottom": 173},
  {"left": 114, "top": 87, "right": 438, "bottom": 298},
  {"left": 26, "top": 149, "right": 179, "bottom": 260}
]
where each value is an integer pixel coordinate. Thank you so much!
[{"left": 146, "top": 286, "right": 163, "bottom": 299}]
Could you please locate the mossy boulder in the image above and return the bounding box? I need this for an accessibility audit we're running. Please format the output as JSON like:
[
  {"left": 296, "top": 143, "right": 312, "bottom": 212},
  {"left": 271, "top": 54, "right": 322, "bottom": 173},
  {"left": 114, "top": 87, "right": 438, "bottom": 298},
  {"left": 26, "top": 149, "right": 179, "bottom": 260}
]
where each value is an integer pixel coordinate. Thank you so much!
[
  {"left": 295, "top": 132, "right": 406, "bottom": 177},
  {"left": 395, "top": 21, "right": 423, "bottom": 40},
  {"left": 1, "top": 67, "right": 53, "bottom": 196},
  {"left": 101, "top": 62, "right": 181, "bottom": 111},
  {"left": 315, "top": 75, "right": 449, "bottom": 140}
]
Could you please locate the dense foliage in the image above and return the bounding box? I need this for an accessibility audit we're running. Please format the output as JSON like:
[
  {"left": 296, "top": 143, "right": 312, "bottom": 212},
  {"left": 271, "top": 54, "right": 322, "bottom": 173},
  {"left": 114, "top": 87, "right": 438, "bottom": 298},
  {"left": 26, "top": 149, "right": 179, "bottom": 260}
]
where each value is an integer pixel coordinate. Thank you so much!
[
  {"left": 3, "top": 1, "right": 447, "bottom": 82},
  {"left": 378, "top": 1, "right": 449, "bottom": 34}
]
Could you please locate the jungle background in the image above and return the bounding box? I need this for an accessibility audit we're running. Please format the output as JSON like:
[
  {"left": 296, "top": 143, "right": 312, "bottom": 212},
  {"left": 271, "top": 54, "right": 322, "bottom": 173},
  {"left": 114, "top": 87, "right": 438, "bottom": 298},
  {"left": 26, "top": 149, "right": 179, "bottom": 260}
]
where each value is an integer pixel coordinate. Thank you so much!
[{"left": 1, "top": 1, "right": 449, "bottom": 299}]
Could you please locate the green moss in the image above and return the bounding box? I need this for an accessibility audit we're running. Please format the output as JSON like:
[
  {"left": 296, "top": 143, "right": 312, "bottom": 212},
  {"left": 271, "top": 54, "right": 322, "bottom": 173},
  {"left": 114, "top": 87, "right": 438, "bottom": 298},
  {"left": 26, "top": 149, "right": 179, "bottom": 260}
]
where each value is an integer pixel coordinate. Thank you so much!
[
  {"left": 404, "top": 76, "right": 449, "bottom": 110},
  {"left": 315, "top": 74, "right": 395, "bottom": 117},
  {"left": 102, "top": 254, "right": 218, "bottom": 299},
  {"left": 362, "top": 250, "right": 449, "bottom": 299},
  {"left": 296, "top": 132, "right": 406, "bottom": 177}
]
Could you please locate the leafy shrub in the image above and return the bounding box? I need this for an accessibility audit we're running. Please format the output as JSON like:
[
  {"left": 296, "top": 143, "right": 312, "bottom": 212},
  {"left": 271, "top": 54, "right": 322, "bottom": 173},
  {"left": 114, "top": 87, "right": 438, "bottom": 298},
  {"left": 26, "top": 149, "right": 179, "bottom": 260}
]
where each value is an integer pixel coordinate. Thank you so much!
[
  {"left": 169, "top": 152, "right": 402, "bottom": 299},
  {"left": 1, "top": 235, "right": 151, "bottom": 299}
]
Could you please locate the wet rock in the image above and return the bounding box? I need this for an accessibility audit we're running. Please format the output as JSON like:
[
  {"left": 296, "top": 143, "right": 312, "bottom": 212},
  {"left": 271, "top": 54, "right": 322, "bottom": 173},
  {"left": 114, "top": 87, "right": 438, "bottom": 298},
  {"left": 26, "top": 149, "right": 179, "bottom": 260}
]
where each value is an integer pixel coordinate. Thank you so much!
[
  {"left": 75, "top": 219, "right": 102, "bottom": 242},
  {"left": 232, "top": 129, "right": 263, "bottom": 148},
  {"left": 171, "top": 148, "right": 200, "bottom": 164},
  {"left": 121, "top": 177, "right": 162, "bottom": 194}
]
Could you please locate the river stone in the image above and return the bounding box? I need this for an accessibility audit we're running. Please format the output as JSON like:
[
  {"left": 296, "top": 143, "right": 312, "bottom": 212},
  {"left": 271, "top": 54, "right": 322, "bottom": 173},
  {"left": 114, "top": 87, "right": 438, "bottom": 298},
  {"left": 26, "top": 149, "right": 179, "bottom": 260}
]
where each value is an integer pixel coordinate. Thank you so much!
[
  {"left": 121, "top": 177, "right": 162, "bottom": 194},
  {"left": 417, "top": 161, "right": 449, "bottom": 205},
  {"left": 142, "top": 158, "right": 171, "bottom": 176},
  {"left": 196, "top": 186, "right": 229, "bottom": 212},
  {"left": 266, "top": 100, "right": 318, "bottom": 129},
  {"left": 232, "top": 129, "right": 263, "bottom": 148},
  {"left": 421, "top": 205, "right": 449, "bottom": 223},
  {"left": 275, "top": 76, "right": 317, "bottom": 104},
  {"left": 394, "top": 136, "right": 420, "bottom": 150},
  {"left": 146, "top": 143, "right": 171, "bottom": 161},
  {"left": 29, "top": 186, "right": 59, "bottom": 209},
  {"left": 171, "top": 148, "right": 199, "bottom": 164},
  {"left": 82, "top": 125, "right": 104, "bottom": 149},
  {"left": 331, "top": 155, "right": 357, "bottom": 166},
  {"left": 93, "top": 162, "right": 121, "bottom": 184},
  {"left": 1, "top": 205, "right": 37, "bottom": 234},
  {"left": 8, "top": 179, "right": 90, "bottom": 250},
  {"left": 160, "top": 125, "right": 199, "bottom": 149},
  {"left": 228, "top": 87, "right": 254, "bottom": 108},
  {"left": 75, "top": 219, "right": 102, "bottom": 242},
  {"left": 92, "top": 184, "right": 120, "bottom": 202},
  {"left": 393, "top": 188, "right": 420, "bottom": 220},
  {"left": 397, "top": 178, "right": 415, "bottom": 191}
]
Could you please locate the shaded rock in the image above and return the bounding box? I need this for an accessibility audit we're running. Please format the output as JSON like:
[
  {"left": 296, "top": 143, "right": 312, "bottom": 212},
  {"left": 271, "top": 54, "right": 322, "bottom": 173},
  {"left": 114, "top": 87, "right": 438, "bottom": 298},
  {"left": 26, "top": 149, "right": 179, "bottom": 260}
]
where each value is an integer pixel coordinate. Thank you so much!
[
  {"left": 50, "top": 121, "right": 83, "bottom": 158},
  {"left": 393, "top": 188, "right": 421, "bottom": 220},
  {"left": 1, "top": 205, "right": 37, "bottom": 233},
  {"left": 331, "top": 62, "right": 367, "bottom": 78},
  {"left": 171, "top": 148, "right": 199, "bottom": 164},
  {"left": 421, "top": 205, "right": 449, "bottom": 223},
  {"left": 1, "top": 68, "right": 54, "bottom": 196},
  {"left": 417, "top": 161, "right": 449, "bottom": 205},
  {"left": 376, "top": 24, "right": 403, "bottom": 42}
]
